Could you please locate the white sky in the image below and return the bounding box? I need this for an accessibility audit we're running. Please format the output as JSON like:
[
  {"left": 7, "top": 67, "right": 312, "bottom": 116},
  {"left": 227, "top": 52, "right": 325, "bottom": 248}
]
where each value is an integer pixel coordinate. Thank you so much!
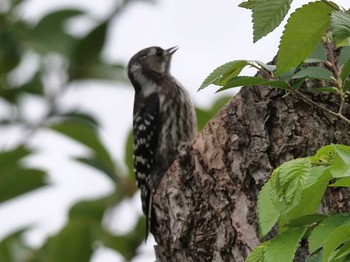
[{"left": 0, "top": 0, "right": 349, "bottom": 261}]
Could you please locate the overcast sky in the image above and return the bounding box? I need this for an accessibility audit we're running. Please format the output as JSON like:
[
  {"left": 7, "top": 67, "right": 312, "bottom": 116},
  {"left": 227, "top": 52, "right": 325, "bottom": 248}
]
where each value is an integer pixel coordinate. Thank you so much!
[{"left": 0, "top": 0, "right": 349, "bottom": 261}]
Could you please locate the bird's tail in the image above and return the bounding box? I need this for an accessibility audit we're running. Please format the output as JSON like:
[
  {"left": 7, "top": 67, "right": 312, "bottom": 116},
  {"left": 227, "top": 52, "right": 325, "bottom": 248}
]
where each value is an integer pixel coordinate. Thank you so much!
[{"left": 145, "top": 190, "right": 153, "bottom": 240}]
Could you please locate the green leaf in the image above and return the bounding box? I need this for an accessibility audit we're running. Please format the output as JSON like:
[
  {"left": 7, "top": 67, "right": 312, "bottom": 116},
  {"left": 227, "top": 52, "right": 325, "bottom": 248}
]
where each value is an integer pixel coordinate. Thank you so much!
[
  {"left": 83, "top": 62, "right": 128, "bottom": 82},
  {"left": 69, "top": 22, "right": 108, "bottom": 80},
  {"left": 330, "top": 145, "right": 350, "bottom": 178},
  {"left": 291, "top": 76, "right": 308, "bottom": 90},
  {"left": 0, "top": 167, "right": 47, "bottom": 203},
  {"left": 0, "top": 228, "right": 35, "bottom": 262},
  {"left": 287, "top": 214, "right": 327, "bottom": 228},
  {"left": 252, "top": 60, "right": 276, "bottom": 72},
  {"left": 343, "top": 80, "right": 350, "bottom": 92},
  {"left": 30, "top": 9, "right": 82, "bottom": 55},
  {"left": 264, "top": 226, "right": 307, "bottom": 262},
  {"left": 60, "top": 111, "right": 100, "bottom": 126},
  {"left": 338, "top": 46, "right": 350, "bottom": 66},
  {"left": 283, "top": 168, "right": 330, "bottom": 223},
  {"left": 46, "top": 219, "right": 97, "bottom": 262},
  {"left": 292, "top": 67, "right": 333, "bottom": 81},
  {"left": 252, "top": 0, "right": 292, "bottom": 42},
  {"left": 304, "top": 44, "right": 327, "bottom": 63},
  {"left": 19, "top": 72, "right": 44, "bottom": 96},
  {"left": 311, "top": 87, "right": 338, "bottom": 93},
  {"left": 246, "top": 241, "right": 269, "bottom": 262},
  {"left": 198, "top": 60, "right": 248, "bottom": 90},
  {"left": 276, "top": 2, "right": 333, "bottom": 74},
  {"left": 329, "top": 177, "right": 350, "bottom": 187},
  {"left": 218, "top": 76, "right": 289, "bottom": 92},
  {"left": 332, "top": 240, "right": 350, "bottom": 260},
  {"left": 340, "top": 59, "right": 350, "bottom": 81},
  {"left": 258, "top": 181, "right": 280, "bottom": 237},
  {"left": 68, "top": 197, "right": 110, "bottom": 221},
  {"left": 273, "top": 158, "right": 311, "bottom": 207},
  {"left": 323, "top": 222, "right": 350, "bottom": 262},
  {"left": 309, "top": 213, "right": 350, "bottom": 253},
  {"left": 306, "top": 251, "right": 322, "bottom": 262},
  {"left": 0, "top": 147, "right": 32, "bottom": 168},
  {"left": 331, "top": 11, "right": 350, "bottom": 47},
  {"left": 50, "top": 120, "right": 116, "bottom": 182},
  {"left": 74, "top": 156, "right": 117, "bottom": 182},
  {"left": 239, "top": 1, "right": 253, "bottom": 10}
]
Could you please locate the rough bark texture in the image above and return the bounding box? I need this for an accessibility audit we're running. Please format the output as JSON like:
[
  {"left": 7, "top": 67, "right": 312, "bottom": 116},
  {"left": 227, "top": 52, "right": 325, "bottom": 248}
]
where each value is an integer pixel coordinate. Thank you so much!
[{"left": 152, "top": 74, "right": 350, "bottom": 261}]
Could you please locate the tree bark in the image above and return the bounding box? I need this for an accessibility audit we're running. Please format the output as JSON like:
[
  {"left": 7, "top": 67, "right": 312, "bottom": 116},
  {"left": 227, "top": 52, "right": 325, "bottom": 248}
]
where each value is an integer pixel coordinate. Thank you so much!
[{"left": 152, "top": 68, "right": 350, "bottom": 261}]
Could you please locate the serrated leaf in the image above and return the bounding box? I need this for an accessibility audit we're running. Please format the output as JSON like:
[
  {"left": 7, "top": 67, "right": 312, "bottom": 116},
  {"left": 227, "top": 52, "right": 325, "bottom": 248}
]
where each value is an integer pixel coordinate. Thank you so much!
[
  {"left": 330, "top": 145, "right": 350, "bottom": 178},
  {"left": 239, "top": 1, "right": 253, "bottom": 10},
  {"left": 198, "top": 60, "right": 248, "bottom": 90},
  {"left": 283, "top": 168, "right": 330, "bottom": 223},
  {"left": 309, "top": 213, "right": 350, "bottom": 253},
  {"left": 322, "top": 222, "right": 350, "bottom": 262},
  {"left": 329, "top": 177, "right": 350, "bottom": 187},
  {"left": 252, "top": 0, "right": 292, "bottom": 42},
  {"left": 258, "top": 181, "right": 280, "bottom": 237},
  {"left": 292, "top": 67, "right": 333, "bottom": 81},
  {"left": 331, "top": 11, "right": 350, "bottom": 47},
  {"left": 340, "top": 59, "right": 350, "bottom": 81},
  {"left": 246, "top": 242, "right": 269, "bottom": 262},
  {"left": 264, "top": 226, "right": 307, "bottom": 262},
  {"left": 274, "top": 158, "right": 311, "bottom": 206},
  {"left": 218, "top": 76, "right": 289, "bottom": 92},
  {"left": 338, "top": 46, "right": 350, "bottom": 66},
  {"left": 276, "top": 2, "right": 333, "bottom": 75},
  {"left": 304, "top": 44, "right": 327, "bottom": 63}
]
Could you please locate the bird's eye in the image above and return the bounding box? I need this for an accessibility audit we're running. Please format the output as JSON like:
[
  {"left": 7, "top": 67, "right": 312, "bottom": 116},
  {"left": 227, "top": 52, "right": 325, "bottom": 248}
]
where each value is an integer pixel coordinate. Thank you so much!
[{"left": 156, "top": 49, "right": 163, "bottom": 57}]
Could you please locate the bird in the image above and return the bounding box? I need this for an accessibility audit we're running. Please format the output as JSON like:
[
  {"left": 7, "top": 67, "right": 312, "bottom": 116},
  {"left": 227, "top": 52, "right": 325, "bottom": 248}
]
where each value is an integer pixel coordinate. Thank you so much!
[{"left": 127, "top": 46, "right": 197, "bottom": 239}]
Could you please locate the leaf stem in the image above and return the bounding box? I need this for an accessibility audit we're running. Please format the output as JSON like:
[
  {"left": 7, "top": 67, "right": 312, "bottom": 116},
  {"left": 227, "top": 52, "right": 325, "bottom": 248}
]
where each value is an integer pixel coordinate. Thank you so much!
[{"left": 289, "top": 88, "right": 350, "bottom": 125}]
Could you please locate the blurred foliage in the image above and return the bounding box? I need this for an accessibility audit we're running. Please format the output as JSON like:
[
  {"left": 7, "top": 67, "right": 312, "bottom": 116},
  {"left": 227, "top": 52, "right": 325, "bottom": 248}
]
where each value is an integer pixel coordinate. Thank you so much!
[{"left": 0, "top": 0, "right": 232, "bottom": 261}]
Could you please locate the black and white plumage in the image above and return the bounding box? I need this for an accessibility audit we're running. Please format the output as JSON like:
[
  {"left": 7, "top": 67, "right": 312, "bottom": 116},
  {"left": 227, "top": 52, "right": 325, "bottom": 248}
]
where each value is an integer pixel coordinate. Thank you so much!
[{"left": 127, "top": 46, "right": 197, "bottom": 238}]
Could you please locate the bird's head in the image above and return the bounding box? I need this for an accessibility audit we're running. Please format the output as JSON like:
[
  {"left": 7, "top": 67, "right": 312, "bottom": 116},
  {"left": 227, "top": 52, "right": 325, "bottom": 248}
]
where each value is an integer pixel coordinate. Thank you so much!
[{"left": 127, "top": 46, "right": 178, "bottom": 80}]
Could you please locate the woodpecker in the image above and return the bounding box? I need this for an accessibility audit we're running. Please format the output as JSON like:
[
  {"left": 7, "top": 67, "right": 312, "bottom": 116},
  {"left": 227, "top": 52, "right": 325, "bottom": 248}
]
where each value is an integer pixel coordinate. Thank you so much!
[{"left": 127, "top": 46, "right": 197, "bottom": 238}]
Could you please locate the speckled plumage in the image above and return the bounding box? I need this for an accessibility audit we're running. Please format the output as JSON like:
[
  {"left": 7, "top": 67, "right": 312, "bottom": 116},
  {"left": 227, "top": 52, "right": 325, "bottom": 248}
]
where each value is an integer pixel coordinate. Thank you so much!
[{"left": 127, "top": 46, "right": 197, "bottom": 238}]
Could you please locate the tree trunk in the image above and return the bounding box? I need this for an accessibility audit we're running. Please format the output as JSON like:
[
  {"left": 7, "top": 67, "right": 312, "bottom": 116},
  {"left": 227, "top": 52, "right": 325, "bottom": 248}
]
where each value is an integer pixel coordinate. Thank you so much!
[{"left": 152, "top": 68, "right": 350, "bottom": 261}]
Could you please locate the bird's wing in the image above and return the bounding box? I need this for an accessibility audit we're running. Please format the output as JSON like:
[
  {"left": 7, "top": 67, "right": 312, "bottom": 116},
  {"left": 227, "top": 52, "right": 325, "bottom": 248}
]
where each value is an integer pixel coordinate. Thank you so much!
[{"left": 133, "top": 93, "right": 159, "bottom": 238}]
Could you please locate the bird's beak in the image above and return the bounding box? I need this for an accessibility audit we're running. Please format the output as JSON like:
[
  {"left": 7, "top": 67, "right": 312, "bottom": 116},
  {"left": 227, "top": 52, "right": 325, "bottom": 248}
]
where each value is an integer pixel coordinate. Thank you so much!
[{"left": 167, "top": 46, "right": 179, "bottom": 55}]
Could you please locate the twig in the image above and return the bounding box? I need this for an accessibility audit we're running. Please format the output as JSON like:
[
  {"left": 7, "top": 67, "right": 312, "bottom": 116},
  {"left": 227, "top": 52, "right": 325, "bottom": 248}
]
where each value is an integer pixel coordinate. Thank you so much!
[{"left": 289, "top": 88, "right": 350, "bottom": 125}]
